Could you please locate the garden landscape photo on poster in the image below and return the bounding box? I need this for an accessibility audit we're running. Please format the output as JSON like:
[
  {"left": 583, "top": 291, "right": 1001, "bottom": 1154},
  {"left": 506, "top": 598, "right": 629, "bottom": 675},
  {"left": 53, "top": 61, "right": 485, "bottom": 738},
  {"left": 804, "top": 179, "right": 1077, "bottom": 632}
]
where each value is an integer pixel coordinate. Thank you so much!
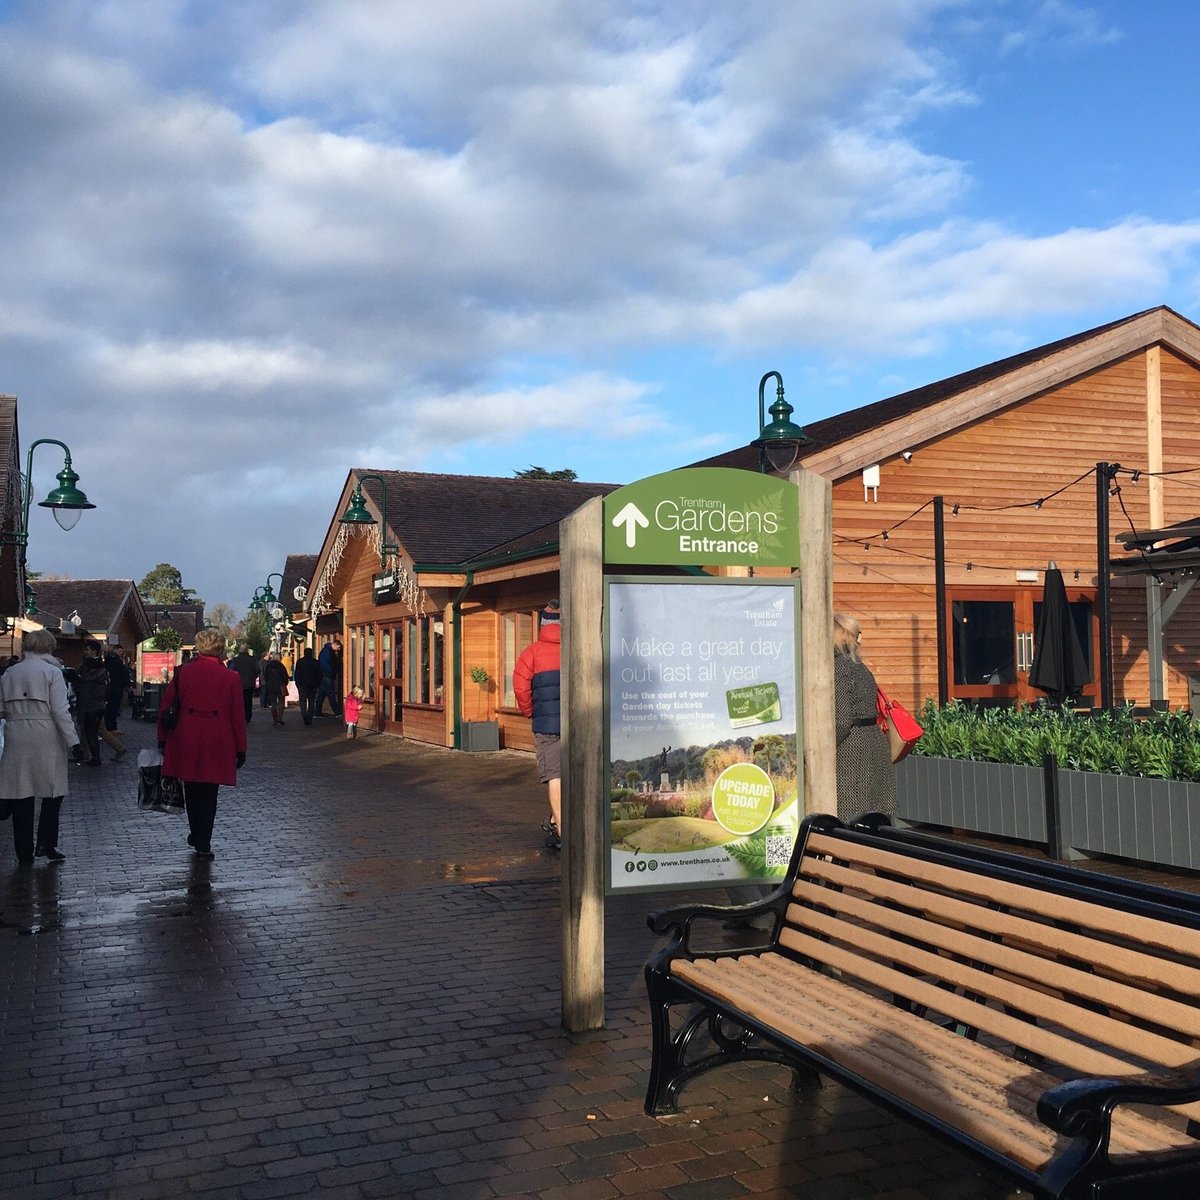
[{"left": 605, "top": 578, "right": 802, "bottom": 893}]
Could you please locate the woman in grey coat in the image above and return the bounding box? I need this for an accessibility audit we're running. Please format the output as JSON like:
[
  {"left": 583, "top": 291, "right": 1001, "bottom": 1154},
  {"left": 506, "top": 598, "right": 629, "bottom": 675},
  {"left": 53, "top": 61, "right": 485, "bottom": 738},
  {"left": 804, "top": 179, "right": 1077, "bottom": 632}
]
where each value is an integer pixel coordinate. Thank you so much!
[
  {"left": 0, "top": 629, "right": 80, "bottom": 864},
  {"left": 833, "top": 613, "right": 895, "bottom": 822}
]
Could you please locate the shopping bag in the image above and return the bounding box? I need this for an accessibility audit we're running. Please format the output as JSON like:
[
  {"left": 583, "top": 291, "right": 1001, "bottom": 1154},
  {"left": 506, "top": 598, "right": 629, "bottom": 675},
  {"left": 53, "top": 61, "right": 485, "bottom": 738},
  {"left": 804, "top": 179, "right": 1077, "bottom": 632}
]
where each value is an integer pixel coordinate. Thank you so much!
[
  {"left": 156, "top": 775, "right": 185, "bottom": 814},
  {"left": 136, "top": 749, "right": 183, "bottom": 813},
  {"left": 876, "top": 687, "right": 923, "bottom": 763}
]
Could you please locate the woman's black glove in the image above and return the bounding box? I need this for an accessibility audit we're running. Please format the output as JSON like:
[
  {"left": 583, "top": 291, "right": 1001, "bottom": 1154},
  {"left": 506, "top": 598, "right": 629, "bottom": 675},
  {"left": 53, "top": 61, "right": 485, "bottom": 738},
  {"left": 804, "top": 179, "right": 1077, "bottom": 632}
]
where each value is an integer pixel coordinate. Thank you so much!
[{"left": 236, "top": 751, "right": 246, "bottom": 769}]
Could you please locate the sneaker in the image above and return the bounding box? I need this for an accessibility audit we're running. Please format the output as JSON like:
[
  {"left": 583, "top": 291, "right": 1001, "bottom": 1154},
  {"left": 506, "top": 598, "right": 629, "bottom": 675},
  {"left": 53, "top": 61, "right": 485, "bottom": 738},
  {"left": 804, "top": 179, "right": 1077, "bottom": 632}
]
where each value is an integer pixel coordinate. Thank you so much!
[
  {"left": 35, "top": 847, "right": 66, "bottom": 862},
  {"left": 542, "top": 820, "right": 561, "bottom": 851}
]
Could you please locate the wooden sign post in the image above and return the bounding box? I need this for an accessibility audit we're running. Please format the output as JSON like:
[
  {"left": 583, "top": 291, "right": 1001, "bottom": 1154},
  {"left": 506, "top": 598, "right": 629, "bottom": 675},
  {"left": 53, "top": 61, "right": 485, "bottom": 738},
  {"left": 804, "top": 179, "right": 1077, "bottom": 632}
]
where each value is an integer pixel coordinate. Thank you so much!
[{"left": 558, "top": 472, "right": 834, "bottom": 1033}]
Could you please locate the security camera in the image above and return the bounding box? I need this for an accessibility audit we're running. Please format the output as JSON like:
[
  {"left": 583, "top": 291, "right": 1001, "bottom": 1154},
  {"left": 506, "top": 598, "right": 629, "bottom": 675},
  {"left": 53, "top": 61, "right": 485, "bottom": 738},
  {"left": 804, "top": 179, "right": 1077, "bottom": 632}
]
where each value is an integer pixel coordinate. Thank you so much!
[{"left": 900, "top": 450, "right": 913, "bottom": 463}]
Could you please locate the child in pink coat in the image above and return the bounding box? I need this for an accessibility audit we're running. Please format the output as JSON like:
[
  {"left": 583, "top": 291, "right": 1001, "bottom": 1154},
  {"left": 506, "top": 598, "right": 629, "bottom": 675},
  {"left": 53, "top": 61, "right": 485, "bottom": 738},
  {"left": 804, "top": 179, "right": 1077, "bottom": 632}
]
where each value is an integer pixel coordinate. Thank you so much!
[{"left": 344, "top": 686, "right": 364, "bottom": 738}]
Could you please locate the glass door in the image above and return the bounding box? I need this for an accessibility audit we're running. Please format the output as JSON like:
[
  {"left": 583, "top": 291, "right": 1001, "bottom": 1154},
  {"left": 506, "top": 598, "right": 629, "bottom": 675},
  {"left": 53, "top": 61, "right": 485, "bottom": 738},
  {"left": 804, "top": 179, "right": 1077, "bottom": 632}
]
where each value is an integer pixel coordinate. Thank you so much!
[{"left": 378, "top": 624, "right": 404, "bottom": 733}]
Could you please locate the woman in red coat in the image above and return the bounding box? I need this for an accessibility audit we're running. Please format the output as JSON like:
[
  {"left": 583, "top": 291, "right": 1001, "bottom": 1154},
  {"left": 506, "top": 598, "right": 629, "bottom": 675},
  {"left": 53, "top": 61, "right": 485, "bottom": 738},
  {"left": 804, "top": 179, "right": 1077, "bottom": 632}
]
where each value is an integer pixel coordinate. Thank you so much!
[{"left": 157, "top": 627, "right": 247, "bottom": 860}]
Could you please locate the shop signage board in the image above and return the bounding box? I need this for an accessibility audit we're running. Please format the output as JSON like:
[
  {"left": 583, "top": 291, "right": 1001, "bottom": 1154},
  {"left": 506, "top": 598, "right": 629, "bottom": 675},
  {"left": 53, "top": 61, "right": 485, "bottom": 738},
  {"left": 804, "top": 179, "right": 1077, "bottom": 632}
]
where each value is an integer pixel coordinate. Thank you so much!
[
  {"left": 605, "top": 577, "right": 801, "bottom": 894},
  {"left": 603, "top": 468, "right": 800, "bottom": 568}
]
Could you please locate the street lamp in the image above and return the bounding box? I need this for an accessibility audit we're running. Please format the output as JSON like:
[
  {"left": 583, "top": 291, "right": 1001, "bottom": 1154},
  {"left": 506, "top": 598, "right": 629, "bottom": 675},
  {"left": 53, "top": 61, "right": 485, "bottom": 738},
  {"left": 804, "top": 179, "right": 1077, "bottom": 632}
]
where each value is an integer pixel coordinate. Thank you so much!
[
  {"left": 3, "top": 438, "right": 95, "bottom": 620},
  {"left": 8, "top": 438, "right": 96, "bottom": 544},
  {"left": 752, "top": 371, "right": 811, "bottom": 474},
  {"left": 339, "top": 474, "right": 398, "bottom": 569},
  {"left": 260, "top": 573, "right": 283, "bottom": 607}
]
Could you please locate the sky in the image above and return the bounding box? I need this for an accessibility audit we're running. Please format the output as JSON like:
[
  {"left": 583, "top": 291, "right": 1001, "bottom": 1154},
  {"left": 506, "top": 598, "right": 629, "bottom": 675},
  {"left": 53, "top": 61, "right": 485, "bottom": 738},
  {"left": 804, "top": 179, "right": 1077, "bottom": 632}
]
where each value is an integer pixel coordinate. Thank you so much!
[{"left": 4, "top": 0, "right": 1200, "bottom": 613}]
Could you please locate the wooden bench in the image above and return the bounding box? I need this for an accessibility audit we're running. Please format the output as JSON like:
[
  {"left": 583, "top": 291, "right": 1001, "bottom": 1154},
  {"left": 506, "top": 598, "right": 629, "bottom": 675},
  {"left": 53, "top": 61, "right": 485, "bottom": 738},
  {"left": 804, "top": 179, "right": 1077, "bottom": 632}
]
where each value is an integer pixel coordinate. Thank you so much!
[{"left": 644, "top": 813, "right": 1200, "bottom": 1199}]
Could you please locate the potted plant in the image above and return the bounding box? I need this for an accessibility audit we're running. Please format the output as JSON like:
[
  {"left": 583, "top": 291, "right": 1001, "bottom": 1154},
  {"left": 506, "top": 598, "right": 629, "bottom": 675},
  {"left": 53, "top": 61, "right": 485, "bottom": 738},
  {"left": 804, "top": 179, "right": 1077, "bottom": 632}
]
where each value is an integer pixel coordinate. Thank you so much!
[{"left": 461, "top": 666, "right": 499, "bottom": 752}]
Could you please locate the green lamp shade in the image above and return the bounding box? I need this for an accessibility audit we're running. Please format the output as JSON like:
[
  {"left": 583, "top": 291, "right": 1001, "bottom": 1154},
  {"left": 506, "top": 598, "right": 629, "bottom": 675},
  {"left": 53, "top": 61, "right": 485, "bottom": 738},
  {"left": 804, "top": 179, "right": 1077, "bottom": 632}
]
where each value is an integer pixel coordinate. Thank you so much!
[
  {"left": 752, "top": 395, "right": 810, "bottom": 449},
  {"left": 38, "top": 465, "right": 95, "bottom": 531},
  {"left": 339, "top": 488, "right": 376, "bottom": 525}
]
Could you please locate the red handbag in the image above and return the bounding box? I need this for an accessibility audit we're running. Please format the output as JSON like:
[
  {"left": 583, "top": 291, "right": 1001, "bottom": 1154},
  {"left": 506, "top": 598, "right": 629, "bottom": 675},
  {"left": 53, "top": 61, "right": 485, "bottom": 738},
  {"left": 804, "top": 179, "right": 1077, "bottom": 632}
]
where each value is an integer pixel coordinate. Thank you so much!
[{"left": 876, "top": 686, "right": 923, "bottom": 763}]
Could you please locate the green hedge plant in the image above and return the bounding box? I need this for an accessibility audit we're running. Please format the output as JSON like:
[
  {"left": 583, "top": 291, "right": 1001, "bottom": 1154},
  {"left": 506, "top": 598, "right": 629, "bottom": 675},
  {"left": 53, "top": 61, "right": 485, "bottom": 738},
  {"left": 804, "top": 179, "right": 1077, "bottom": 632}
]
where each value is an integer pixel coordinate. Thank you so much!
[{"left": 914, "top": 701, "right": 1200, "bottom": 783}]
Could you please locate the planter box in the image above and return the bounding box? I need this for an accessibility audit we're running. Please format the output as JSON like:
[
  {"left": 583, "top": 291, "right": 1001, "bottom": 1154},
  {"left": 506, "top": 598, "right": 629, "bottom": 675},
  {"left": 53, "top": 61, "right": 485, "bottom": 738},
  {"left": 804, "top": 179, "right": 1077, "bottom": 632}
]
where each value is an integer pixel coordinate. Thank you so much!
[
  {"left": 1057, "top": 770, "right": 1200, "bottom": 870},
  {"left": 897, "top": 756, "right": 1046, "bottom": 843},
  {"left": 897, "top": 754, "right": 1200, "bottom": 872},
  {"left": 460, "top": 720, "right": 499, "bottom": 752}
]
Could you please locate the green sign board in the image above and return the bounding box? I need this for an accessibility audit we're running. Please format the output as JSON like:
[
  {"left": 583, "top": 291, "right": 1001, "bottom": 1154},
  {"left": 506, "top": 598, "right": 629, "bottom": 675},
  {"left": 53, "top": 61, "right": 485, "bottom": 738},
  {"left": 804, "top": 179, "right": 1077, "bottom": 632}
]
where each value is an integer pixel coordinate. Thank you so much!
[{"left": 603, "top": 468, "right": 799, "bottom": 568}]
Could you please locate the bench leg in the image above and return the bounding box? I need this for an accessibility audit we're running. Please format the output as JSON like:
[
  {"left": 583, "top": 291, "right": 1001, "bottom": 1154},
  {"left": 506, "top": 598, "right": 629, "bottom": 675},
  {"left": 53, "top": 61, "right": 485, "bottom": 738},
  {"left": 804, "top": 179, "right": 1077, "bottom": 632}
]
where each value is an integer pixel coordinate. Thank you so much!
[{"left": 645, "top": 965, "right": 821, "bottom": 1116}]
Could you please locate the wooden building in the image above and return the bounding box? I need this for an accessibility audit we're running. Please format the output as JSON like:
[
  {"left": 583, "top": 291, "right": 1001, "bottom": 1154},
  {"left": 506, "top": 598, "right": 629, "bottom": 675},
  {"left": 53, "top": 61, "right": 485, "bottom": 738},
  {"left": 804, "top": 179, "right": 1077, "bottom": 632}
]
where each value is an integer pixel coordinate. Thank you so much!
[
  {"left": 306, "top": 472, "right": 616, "bottom": 747},
  {"left": 701, "top": 305, "right": 1200, "bottom": 711},
  {"left": 21, "top": 579, "right": 153, "bottom": 667},
  {"left": 307, "top": 306, "right": 1200, "bottom": 749}
]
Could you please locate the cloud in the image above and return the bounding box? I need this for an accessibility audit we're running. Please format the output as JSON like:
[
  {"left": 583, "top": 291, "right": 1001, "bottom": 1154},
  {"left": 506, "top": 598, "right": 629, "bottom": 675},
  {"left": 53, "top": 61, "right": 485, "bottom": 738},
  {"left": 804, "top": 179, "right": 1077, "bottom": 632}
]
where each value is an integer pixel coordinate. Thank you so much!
[
  {"left": 1, "top": 0, "right": 1197, "bottom": 606},
  {"left": 708, "top": 218, "right": 1200, "bottom": 354}
]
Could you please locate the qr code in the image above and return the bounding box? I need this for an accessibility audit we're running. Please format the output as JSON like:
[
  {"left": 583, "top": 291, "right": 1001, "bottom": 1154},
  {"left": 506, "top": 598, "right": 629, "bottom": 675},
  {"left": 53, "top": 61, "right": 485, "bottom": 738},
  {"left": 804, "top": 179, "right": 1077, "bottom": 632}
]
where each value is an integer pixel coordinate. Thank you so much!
[{"left": 765, "top": 835, "right": 791, "bottom": 870}]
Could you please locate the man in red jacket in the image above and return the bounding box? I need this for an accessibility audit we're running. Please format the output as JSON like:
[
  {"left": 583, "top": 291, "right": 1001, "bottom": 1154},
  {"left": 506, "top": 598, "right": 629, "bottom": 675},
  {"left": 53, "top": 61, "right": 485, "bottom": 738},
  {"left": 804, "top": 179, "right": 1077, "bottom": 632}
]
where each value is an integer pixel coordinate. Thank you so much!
[{"left": 513, "top": 600, "right": 561, "bottom": 849}]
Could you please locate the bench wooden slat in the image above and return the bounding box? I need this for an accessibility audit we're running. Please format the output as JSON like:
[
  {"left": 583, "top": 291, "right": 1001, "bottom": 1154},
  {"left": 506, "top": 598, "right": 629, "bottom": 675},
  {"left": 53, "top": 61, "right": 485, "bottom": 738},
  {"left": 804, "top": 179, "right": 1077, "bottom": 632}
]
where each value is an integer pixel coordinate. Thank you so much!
[
  {"left": 789, "top": 878, "right": 1200, "bottom": 1042},
  {"left": 804, "top": 832, "right": 1200, "bottom": 959},
  {"left": 799, "top": 851, "right": 1200, "bottom": 999},
  {"left": 783, "top": 904, "right": 1200, "bottom": 1074},
  {"left": 677, "top": 955, "right": 1062, "bottom": 1171},
  {"left": 780, "top": 925, "right": 1152, "bottom": 1080},
  {"left": 749, "top": 955, "right": 1191, "bottom": 1163},
  {"left": 675, "top": 953, "right": 1195, "bottom": 1170},
  {"left": 646, "top": 818, "right": 1200, "bottom": 1196}
]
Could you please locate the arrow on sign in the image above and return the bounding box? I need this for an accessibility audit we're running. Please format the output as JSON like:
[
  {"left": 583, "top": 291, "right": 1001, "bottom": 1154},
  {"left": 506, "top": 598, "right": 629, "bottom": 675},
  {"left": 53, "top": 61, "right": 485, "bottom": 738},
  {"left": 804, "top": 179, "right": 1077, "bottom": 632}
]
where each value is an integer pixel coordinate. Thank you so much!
[{"left": 611, "top": 501, "right": 650, "bottom": 548}]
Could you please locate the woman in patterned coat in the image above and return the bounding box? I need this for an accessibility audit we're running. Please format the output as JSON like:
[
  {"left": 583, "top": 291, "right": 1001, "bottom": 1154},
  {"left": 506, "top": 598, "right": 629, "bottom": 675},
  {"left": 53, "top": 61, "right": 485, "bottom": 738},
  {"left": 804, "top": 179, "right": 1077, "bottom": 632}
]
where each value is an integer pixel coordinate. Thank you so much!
[{"left": 833, "top": 613, "right": 895, "bottom": 822}]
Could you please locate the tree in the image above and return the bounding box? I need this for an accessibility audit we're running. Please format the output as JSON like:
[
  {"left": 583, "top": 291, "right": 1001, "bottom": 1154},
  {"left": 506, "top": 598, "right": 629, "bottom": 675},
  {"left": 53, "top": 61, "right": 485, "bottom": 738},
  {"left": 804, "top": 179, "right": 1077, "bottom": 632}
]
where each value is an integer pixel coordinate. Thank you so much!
[
  {"left": 206, "top": 602, "right": 236, "bottom": 644},
  {"left": 242, "top": 608, "right": 270, "bottom": 657},
  {"left": 514, "top": 466, "right": 577, "bottom": 481},
  {"left": 150, "top": 627, "right": 183, "bottom": 652},
  {"left": 139, "top": 563, "right": 203, "bottom": 606}
]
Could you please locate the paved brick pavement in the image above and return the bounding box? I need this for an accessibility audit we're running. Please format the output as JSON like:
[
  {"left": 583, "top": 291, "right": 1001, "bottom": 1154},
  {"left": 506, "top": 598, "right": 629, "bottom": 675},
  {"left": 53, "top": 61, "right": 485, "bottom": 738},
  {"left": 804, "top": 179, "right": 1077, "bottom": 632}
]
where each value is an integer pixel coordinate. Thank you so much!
[{"left": 0, "top": 710, "right": 1032, "bottom": 1199}]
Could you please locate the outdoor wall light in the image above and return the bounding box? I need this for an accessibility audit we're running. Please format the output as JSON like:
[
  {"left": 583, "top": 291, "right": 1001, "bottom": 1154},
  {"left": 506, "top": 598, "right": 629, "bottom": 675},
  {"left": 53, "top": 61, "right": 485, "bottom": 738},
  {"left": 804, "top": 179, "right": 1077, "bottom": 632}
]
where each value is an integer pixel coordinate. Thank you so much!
[
  {"left": 339, "top": 474, "right": 400, "bottom": 570},
  {"left": 752, "top": 371, "right": 811, "bottom": 474}
]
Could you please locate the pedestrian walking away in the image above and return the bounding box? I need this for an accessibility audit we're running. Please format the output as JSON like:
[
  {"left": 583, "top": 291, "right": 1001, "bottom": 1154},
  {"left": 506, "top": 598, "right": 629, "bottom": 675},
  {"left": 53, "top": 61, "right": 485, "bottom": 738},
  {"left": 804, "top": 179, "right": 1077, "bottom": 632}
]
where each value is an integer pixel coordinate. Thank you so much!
[
  {"left": 514, "top": 599, "right": 562, "bottom": 849},
  {"left": 260, "top": 652, "right": 291, "bottom": 725},
  {"left": 832, "top": 612, "right": 895, "bottom": 821},
  {"left": 0, "top": 629, "right": 81, "bottom": 865},
  {"left": 292, "top": 646, "right": 323, "bottom": 725},
  {"left": 228, "top": 643, "right": 259, "bottom": 724},
  {"left": 158, "top": 627, "right": 247, "bottom": 860},
  {"left": 102, "top": 645, "right": 130, "bottom": 737},
  {"left": 74, "top": 642, "right": 125, "bottom": 763}
]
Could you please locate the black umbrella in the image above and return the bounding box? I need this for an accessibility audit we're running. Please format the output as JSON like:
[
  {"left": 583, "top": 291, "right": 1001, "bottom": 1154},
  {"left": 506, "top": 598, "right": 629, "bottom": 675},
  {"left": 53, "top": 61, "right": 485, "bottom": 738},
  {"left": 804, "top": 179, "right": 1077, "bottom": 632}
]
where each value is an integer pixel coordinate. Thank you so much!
[{"left": 1028, "top": 562, "right": 1088, "bottom": 704}]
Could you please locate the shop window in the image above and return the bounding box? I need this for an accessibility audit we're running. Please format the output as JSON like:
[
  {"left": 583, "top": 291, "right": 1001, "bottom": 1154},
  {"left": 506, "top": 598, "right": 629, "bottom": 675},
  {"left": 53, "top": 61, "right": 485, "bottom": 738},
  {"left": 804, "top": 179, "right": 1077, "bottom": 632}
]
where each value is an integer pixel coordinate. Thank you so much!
[
  {"left": 404, "top": 616, "right": 442, "bottom": 707},
  {"left": 501, "top": 610, "right": 535, "bottom": 707}
]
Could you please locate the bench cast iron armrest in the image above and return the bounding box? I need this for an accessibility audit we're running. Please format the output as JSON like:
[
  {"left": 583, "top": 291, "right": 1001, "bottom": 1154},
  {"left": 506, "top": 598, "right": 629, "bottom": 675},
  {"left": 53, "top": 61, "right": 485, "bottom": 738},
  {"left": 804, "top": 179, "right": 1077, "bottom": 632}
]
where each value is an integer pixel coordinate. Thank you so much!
[
  {"left": 647, "top": 882, "right": 793, "bottom": 957},
  {"left": 1038, "top": 1075, "right": 1200, "bottom": 1137}
]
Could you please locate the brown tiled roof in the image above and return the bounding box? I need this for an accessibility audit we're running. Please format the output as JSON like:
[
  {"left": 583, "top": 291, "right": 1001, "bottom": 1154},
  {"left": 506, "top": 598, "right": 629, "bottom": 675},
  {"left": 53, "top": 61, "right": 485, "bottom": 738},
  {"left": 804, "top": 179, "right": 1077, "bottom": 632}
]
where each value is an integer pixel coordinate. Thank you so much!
[
  {"left": 353, "top": 472, "right": 619, "bottom": 566},
  {"left": 692, "top": 307, "right": 1175, "bottom": 474},
  {"left": 30, "top": 579, "right": 151, "bottom": 639},
  {"left": 281, "top": 554, "right": 319, "bottom": 614},
  {"left": 144, "top": 602, "right": 205, "bottom": 642}
]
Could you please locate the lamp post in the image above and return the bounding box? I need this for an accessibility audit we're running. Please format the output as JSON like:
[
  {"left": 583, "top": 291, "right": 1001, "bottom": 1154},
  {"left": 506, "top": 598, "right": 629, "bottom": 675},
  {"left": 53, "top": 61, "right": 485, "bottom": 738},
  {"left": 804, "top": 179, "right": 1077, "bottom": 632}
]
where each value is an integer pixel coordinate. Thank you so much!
[
  {"left": 4, "top": 438, "right": 95, "bottom": 620},
  {"left": 339, "top": 474, "right": 398, "bottom": 569},
  {"left": 752, "top": 371, "right": 811, "bottom": 474}
]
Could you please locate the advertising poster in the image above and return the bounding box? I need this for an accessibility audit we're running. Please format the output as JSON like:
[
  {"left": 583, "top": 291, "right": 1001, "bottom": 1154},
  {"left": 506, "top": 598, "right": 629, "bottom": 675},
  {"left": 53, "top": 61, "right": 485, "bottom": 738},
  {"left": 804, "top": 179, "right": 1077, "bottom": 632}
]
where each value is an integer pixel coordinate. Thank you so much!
[
  {"left": 140, "top": 650, "right": 176, "bottom": 685},
  {"left": 606, "top": 578, "right": 801, "bottom": 893}
]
